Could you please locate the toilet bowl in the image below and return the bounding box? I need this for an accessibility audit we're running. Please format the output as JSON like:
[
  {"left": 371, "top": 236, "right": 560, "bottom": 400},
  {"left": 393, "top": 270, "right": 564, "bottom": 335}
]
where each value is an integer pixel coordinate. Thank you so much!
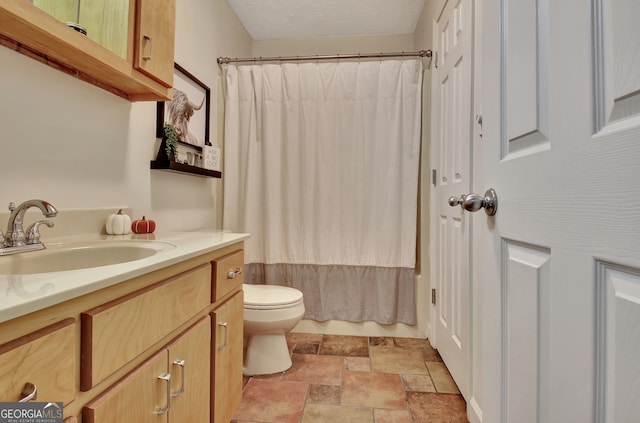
[{"left": 243, "top": 283, "right": 305, "bottom": 376}]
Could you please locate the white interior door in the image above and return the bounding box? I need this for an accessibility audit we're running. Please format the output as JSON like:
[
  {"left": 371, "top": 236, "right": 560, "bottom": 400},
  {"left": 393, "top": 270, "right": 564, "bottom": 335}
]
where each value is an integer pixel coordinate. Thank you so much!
[
  {"left": 430, "top": 0, "right": 473, "bottom": 400},
  {"left": 478, "top": 0, "right": 640, "bottom": 422}
]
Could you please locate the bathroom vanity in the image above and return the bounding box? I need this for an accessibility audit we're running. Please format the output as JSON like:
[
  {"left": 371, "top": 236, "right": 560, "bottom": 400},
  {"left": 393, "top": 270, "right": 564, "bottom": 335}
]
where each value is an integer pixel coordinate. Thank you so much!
[{"left": 0, "top": 231, "right": 248, "bottom": 422}]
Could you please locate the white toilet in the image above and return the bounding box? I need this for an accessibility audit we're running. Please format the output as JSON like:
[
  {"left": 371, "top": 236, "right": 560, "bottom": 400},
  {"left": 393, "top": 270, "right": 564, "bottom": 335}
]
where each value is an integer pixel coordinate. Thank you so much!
[{"left": 242, "top": 283, "right": 305, "bottom": 376}]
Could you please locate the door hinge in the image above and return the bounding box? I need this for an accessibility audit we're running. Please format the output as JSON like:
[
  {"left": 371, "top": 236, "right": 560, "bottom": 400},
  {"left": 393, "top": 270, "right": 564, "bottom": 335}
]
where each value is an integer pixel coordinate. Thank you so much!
[
  {"left": 431, "top": 288, "right": 436, "bottom": 305},
  {"left": 432, "top": 169, "right": 437, "bottom": 186}
]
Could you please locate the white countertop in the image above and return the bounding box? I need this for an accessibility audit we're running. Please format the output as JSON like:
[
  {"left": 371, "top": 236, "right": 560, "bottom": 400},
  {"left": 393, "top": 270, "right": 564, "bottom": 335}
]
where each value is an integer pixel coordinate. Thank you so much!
[{"left": 0, "top": 231, "right": 250, "bottom": 323}]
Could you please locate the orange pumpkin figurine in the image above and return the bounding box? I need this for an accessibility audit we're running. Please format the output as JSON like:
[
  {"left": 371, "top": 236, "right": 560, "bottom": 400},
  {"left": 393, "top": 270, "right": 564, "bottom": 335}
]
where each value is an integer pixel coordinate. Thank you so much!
[{"left": 131, "top": 216, "right": 156, "bottom": 234}]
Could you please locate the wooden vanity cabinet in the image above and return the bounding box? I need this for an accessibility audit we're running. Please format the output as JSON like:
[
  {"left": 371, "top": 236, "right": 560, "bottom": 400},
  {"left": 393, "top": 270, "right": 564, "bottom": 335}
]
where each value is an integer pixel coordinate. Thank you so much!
[
  {"left": 0, "top": 0, "right": 176, "bottom": 100},
  {"left": 0, "top": 242, "right": 245, "bottom": 423}
]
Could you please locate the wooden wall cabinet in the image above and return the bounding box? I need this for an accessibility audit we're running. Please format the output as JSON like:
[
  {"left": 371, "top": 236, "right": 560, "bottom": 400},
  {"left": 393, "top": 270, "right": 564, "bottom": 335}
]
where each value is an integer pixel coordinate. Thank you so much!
[
  {"left": 0, "top": 0, "right": 176, "bottom": 101},
  {"left": 0, "top": 243, "right": 245, "bottom": 422},
  {"left": 134, "top": 0, "right": 176, "bottom": 87}
]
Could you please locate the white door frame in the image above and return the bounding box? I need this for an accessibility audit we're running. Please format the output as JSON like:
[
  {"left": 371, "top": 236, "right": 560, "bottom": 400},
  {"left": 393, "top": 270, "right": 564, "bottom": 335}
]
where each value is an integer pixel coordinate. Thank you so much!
[
  {"left": 427, "top": 1, "right": 485, "bottom": 421},
  {"left": 428, "top": 0, "right": 477, "bottom": 420}
]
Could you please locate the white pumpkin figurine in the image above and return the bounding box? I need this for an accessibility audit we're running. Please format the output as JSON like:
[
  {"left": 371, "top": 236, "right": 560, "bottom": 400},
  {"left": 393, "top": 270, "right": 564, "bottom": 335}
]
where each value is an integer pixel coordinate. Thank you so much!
[{"left": 106, "top": 209, "right": 132, "bottom": 235}]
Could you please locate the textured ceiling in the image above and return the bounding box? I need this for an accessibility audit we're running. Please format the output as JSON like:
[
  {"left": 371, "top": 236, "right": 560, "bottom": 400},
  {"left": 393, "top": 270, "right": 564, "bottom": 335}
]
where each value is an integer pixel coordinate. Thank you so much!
[{"left": 226, "top": 0, "right": 426, "bottom": 40}]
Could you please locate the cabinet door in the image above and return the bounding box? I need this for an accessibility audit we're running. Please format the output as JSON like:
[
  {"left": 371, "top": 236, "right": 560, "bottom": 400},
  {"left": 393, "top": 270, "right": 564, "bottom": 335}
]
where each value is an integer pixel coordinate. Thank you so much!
[
  {"left": 211, "top": 291, "right": 243, "bottom": 423},
  {"left": 83, "top": 350, "right": 169, "bottom": 423},
  {"left": 166, "top": 316, "right": 211, "bottom": 423},
  {"left": 134, "top": 0, "right": 175, "bottom": 87},
  {"left": 0, "top": 319, "right": 75, "bottom": 404}
]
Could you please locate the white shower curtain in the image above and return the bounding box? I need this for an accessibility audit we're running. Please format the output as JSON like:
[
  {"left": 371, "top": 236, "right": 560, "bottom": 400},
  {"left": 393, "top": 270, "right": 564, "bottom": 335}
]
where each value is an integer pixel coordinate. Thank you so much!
[{"left": 223, "top": 59, "right": 422, "bottom": 324}]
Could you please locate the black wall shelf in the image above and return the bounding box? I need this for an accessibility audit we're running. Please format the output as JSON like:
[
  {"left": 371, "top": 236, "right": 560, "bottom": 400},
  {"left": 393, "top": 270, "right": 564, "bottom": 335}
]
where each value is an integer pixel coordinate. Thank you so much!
[
  {"left": 151, "top": 137, "right": 221, "bottom": 178},
  {"left": 150, "top": 160, "right": 222, "bottom": 178}
]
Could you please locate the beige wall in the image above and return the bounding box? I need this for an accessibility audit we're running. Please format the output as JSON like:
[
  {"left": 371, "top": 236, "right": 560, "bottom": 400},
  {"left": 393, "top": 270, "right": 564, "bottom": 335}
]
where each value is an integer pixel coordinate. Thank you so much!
[{"left": 0, "top": 0, "right": 251, "bottom": 232}]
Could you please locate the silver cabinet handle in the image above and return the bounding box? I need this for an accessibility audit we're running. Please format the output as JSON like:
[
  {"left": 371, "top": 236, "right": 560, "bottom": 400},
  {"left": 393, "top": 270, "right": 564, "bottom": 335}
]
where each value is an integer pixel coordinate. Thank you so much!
[
  {"left": 142, "top": 35, "right": 152, "bottom": 60},
  {"left": 448, "top": 188, "right": 498, "bottom": 216},
  {"left": 171, "top": 359, "right": 185, "bottom": 397},
  {"left": 19, "top": 382, "right": 37, "bottom": 402},
  {"left": 155, "top": 373, "right": 171, "bottom": 414},
  {"left": 217, "top": 322, "right": 228, "bottom": 350},
  {"left": 227, "top": 268, "right": 243, "bottom": 279}
]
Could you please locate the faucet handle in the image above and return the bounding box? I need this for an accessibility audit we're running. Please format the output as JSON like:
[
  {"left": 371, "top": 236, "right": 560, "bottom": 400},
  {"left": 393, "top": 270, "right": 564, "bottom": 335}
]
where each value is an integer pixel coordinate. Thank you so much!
[
  {"left": 25, "top": 220, "right": 54, "bottom": 245},
  {"left": 8, "top": 202, "right": 15, "bottom": 212}
]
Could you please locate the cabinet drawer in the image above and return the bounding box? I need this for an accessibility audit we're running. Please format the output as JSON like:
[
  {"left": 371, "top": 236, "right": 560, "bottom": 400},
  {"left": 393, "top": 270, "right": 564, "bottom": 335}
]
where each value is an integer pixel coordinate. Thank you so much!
[
  {"left": 0, "top": 319, "right": 75, "bottom": 404},
  {"left": 213, "top": 250, "right": 244, "bottom": 302},
  {"left": 81, "top": 264, "right": 211, "bottom": 390}
]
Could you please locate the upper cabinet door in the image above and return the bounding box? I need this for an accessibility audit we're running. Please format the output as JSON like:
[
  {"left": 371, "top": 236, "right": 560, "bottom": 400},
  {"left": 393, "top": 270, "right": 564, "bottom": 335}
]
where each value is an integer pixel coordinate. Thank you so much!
[
  {"left": 0, "top": 1, "right": 174, "bottom": 101},
  {"left": 135, "top": 0, "right": 176, "bottom": 88}
]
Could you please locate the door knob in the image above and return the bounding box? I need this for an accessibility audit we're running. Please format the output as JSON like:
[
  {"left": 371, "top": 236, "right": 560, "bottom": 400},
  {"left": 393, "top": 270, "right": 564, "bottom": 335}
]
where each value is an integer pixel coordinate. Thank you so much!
[{"left": 448, "top": 188, "right": 498, "bottom": 216}]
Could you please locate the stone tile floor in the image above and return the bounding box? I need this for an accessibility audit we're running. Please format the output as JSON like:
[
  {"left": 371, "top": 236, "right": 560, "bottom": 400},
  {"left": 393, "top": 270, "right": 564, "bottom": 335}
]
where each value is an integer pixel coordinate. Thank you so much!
[{"left": 232, "top": 333, "right": 469, "bottom": 423}]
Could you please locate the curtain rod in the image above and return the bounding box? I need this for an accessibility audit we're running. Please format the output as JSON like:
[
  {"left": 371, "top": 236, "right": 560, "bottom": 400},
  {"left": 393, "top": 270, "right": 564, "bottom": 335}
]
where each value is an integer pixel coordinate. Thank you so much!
[{"left": 217, "top": 49, "right": 432, "bottom": 65}]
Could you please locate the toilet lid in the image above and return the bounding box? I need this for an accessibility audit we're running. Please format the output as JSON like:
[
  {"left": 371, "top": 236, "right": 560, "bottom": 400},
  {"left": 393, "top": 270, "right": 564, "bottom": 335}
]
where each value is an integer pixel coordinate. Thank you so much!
[{"left": 243, "top": 284, "right": 303, "bottom": 307}]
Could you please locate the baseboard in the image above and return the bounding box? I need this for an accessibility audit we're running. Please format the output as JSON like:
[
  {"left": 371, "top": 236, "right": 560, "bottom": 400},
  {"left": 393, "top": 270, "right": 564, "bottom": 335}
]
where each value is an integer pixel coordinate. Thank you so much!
[
  {"left": 468, "top": 396, "right": 483, "bottom": 423},
  {"left": 292, "top": 319, "right": 424, "bottom": 338}
]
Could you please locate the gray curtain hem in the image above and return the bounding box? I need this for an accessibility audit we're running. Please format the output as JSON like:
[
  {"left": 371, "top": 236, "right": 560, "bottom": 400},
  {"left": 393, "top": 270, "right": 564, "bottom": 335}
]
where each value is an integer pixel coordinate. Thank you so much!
[{"left": 245, "top": 262, "right": 417, "bottom": 325}]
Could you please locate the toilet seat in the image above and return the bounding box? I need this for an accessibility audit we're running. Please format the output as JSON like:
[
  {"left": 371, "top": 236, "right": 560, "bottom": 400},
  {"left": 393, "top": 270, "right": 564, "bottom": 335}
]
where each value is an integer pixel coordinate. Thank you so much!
[{"left": 243, "top": 284, "right": 304, "bottom": 310}]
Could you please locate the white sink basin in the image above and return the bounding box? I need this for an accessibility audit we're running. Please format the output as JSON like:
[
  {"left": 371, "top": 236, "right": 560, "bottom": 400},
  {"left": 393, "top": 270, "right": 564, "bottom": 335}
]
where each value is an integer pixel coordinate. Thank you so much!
[{"left": 0, "top": 240, "right": 176, "bottom": 275}]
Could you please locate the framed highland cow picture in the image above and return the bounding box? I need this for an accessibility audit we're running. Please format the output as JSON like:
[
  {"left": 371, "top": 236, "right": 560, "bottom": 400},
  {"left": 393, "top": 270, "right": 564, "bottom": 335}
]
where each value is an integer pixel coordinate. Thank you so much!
[
  {"left": 152, "top": 63, "right": 220, "bottom": 177},
  {"left": 156, "top": 63, "right": 211, "bottom": 148}
]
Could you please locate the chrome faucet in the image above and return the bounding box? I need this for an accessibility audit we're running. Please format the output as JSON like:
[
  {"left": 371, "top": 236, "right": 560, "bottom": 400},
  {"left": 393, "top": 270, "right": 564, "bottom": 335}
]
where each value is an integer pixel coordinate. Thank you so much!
[{"left": 1, "top": 200, "right": 57, "bottom": 255}]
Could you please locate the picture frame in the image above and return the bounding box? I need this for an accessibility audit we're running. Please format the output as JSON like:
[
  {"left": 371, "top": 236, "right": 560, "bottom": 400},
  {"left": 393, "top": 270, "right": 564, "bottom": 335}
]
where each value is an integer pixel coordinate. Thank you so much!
[{"left": 156, "top": 63, "right": 211, "bottom": 147}]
